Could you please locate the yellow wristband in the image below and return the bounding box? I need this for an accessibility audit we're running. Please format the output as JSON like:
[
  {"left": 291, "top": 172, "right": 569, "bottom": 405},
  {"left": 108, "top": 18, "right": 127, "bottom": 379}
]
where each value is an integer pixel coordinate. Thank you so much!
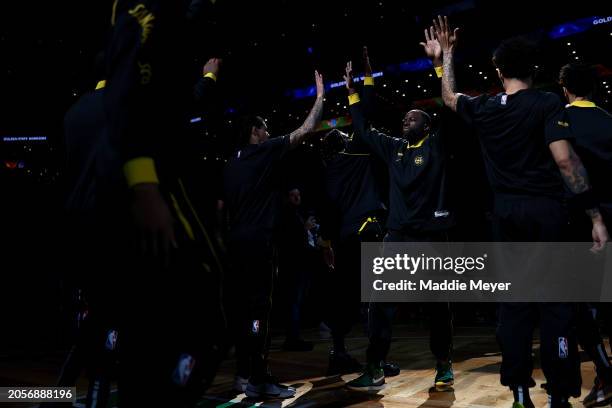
[
  {"left": 434, "top": 66, "right": 443, "bottom": 78},
  {"left": 95, "top": 80, "right": 107, "bottom": 90},
  {"left": 348, "top": 93, "right": 361, "bottom": 105},
  {"left": 364, "top": 76, "right": 374, "bottom": 86},
  {"left": 123, "top": 157, "right": 159, "bottom": 187},
  {"left": 204, "top": 72, "right": 217, "bottom": 82}
]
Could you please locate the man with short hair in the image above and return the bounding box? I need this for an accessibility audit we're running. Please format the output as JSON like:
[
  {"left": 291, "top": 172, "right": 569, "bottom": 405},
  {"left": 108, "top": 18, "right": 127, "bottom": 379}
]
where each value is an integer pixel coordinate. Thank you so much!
[
  {"left": 436, "top": 15, "right": 608, "bottom": 408},
  {"left": 558, "top": 62, "right": 612, "bottom": 408},
  {"left": 345, "top": 37, "right": 455, "bottom": 391},
  {"left": 223, "top": 72, "right": 324, "bottom": 399}
]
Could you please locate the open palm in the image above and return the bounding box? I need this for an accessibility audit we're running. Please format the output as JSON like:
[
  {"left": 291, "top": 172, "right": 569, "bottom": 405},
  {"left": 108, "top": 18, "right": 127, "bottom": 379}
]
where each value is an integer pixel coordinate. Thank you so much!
[
  {"left": 420, "top": 26, "right": 442, "bottom": 61},
  {"left": 433, "top": 15, "right": 459, "bottom": 53}
]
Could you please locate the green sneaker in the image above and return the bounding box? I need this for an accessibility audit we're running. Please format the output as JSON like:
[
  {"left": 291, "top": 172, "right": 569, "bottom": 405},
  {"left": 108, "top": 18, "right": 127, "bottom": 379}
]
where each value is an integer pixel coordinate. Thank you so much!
[
  {"left": 434, "top": 361, "right": 454, "bottom": 387},
  {"left": 346, "top": 365, "right": 385, "bottom": 391}
]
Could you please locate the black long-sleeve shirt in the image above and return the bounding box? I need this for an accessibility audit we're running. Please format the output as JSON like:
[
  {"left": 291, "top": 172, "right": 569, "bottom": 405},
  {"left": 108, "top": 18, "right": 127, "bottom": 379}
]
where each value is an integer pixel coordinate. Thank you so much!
[
  {"left": 348, "top": 86, "right": 453, "bottom": 234},
  {"left": 320, "top": 80, "right": 386, "bottom": 240},
  {"left": 64, "top": 86, "right": 125, "bottom": 218},
  {"left": 322, "top": 146, "right": 386, "bottom": 240},
  {"left": 105, "top": 1, "right": 212, "bottom": 188}
]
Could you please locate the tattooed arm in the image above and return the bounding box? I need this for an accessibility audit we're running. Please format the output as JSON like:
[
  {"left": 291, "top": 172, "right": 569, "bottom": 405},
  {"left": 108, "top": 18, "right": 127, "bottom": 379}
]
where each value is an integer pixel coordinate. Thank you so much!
[
  {"left": 550, "top": 139, "right": 609, "bottom": 251},
  {"left": 441, "top": 45, "right": 459, "bottom": 111},
  {"left": 289, "top": 71, "right": 325, "bottom": 147},
  {"left": 433, "top": 15, "right": 461, "bottom": 111},
  {"left": 549, "top": 140, "right": 590, "bottom": 194}
]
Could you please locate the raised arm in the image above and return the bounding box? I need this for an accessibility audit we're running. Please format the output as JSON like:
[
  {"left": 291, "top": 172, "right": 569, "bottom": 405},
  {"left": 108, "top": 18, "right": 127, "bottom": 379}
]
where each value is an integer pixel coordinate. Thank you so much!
[
  {"left": 193, "top": 57, "right": 222, "bottom": 105},
  {"left": 361, "top": 46, "right": 376, "bottom": 118},
  {"left": 289, "top": 71, "right": 325, "bottom": 147},
  {"left": 420, "top": 25, "right": 443, "bottom": 72},
  {"left": 345, "top": 61, "right": 368, "bottom": 140},
  {"left": 434, "top": 15, "right": 461, "bottom": 112},
  {"left": 345, "top": 61, "right": 399, "bottom": 161},
  {"left": 105, "top": 0, "right": 177, "bottom": 263}
]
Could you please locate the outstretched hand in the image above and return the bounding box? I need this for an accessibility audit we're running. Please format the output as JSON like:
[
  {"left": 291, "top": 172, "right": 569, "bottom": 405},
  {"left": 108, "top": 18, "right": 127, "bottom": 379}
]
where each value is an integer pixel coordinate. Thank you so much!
[
  {"left": 433, "top": 15, "right": 459, "bottom": 53},
  {"left": 419, "top": 26, "right": 442, "bottom": 66},
  {"left": 343, "top": 61, "right": 355, "bottom": 93},
  {"left": 315, "top": 70, "right": 325, "bottom": 99}
]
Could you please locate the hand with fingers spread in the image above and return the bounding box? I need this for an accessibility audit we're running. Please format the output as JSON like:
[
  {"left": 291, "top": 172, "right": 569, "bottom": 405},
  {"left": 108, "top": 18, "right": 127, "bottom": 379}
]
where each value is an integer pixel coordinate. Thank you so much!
[
  {"left": 288, "top": 70, "right": 325, "bottom": 146},
  {"left": 433, "top": 15, "right": 461, "bottom": 111},
  {"left": 363, "top": 46, "right": 373, "bottom": 77},
  {"left": 343, "top": 61, "right": 356, "bottom": 94},
  {"left": 420, "top": 26, "right": 442, "bottom": 67},
  {"left": 433, "top": 15, "right": 459, "bottom": 54}
]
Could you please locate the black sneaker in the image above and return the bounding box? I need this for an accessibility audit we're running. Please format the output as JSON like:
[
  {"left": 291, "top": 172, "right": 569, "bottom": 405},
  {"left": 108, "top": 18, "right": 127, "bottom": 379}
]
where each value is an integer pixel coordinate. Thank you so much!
[
  {"left": 245, "top": 376, "right": 296, "bottom": 399},
  {"left": 282, "top": 338, "right": 314, "bottom": 352},
  {"left": 382, "top": 361, "right": 400, "bottom": 377},
  {"left": 327, "top": 350, "right": 363, "bottom": 375},
  {"left": 233, "top": 375, "right": 248, "bottom": 392},
  {"left": 548, "top": 395, "right": 573, "bottom": 408}
]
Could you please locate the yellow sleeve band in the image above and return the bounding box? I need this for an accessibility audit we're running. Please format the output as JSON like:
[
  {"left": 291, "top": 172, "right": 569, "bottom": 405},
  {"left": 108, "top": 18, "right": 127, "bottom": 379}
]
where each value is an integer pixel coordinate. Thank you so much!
[
  {"left": 435, "top": 66, "right": 443, "bottom": 78},
  {"left": 204, "top": 72, "right": 217, "bottom": 82},
  {"left": 124, "top": 157, "right": 159, "bottom": 187},
  {"left": 364, "top": 76, "right": 374, "bottom": 86},
  {"left": 348, "top": 93, "right": 361, "bottom": 106}
]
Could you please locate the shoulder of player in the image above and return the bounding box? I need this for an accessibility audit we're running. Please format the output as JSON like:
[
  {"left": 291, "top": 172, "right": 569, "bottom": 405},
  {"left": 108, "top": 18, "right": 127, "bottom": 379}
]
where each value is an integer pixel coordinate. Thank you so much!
[
  {"left": 370, "top": 127, "right": 405, "bottom": 144},
  {"left": 258, "top": 134, "right": 290, "bottom": 148},
  {"left": 535, "top": 90, "right": 564, "bottom": 106}
]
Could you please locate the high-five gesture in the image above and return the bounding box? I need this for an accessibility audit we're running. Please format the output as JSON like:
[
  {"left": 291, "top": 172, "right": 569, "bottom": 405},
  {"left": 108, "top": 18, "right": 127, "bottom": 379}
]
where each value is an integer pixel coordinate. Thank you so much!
[
  {"left": 343, "top": 61, "right": 356, "bottom": 94},
  {"left": 315, "top": 69, "right": 325, "bottom": 99},
  {"left": 433, "top": 15, "right": 459, "bottom": 54},
  {"left": 420, "top": 26, "right": 442, "bottom": 67},
  {"left": 363, "top": 46, "right": 373, "bottom": 77},
  {"left": 289, "top": 70, "right": 325, "bottom": 146},
  {"left": 434, "top": 16, "right": 461, "bottom": 112}
]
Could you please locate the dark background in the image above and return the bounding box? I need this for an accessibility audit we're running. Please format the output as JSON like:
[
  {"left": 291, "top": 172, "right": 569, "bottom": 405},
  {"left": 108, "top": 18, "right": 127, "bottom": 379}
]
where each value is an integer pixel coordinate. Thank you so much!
[{"left": 0, "top": 1, "right": 610, "bottom": 351}]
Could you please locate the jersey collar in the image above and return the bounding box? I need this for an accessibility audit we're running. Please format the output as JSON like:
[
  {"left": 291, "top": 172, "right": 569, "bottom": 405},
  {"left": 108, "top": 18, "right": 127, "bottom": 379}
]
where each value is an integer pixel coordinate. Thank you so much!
[{"left": 568, "top": 100, "right": 596, "bottom": 108}]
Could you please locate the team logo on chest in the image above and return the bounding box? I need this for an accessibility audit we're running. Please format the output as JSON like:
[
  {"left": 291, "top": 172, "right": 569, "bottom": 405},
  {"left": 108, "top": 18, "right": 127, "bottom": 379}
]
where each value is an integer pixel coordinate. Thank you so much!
[{"left": 414, "top": 155, "right": 424, "bottom": 166}]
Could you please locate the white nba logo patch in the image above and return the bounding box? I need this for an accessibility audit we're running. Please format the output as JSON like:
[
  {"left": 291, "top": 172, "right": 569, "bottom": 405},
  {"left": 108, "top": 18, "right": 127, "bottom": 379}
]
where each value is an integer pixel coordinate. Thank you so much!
[
  {"left": 105, "top": 329, "right": 118, "bottom": 351},
  {"left": 172, "top": 354, "right": 195, "bottom": 386},
  {"left": 252, "top": 320, "right": 260, "bottom": 334},
  {"left": 501, "top": 95, "right": 508, "bottom": 105},
  {"left": 558, "top": 337, "right": 569, "bottom": 359}
]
